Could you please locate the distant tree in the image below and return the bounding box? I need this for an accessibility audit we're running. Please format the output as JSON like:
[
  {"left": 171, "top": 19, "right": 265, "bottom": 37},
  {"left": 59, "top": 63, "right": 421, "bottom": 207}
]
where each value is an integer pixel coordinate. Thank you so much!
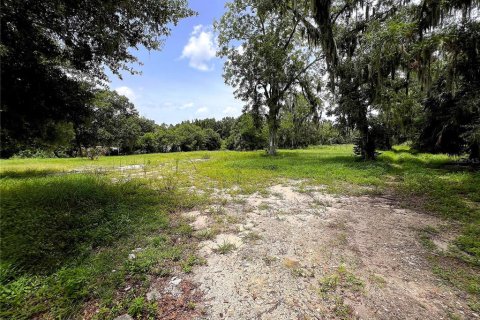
[
  {"left": 76, "top": 90, "right": 144, "bottom": 153},
  {"left": 225, "top": 113, "right": 267, "bottom": 151},
  {"left": 204, "top": 129, "right": 222, "bottom": 151},
  {"left": 278, "top": 95, "right": 322, "bottom": 149},
  {"left": 217, "top": 0, "right": 322, "bottom": 155},
  {"left": 217, "top": 117, "right": 237, "bottom": 139},
  {"left": 174, "top": 124, "right": 206, "bottom": 152},
  {"left": 193, "top": 118, "right": 219, "bottom": 132},
  {"left": 138, "top": 132, "right": 159, "bottom": 154}
]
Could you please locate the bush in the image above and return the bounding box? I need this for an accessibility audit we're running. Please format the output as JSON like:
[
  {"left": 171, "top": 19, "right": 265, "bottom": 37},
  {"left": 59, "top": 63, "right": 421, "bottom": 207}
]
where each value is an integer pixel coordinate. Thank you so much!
[
  {"left": 84, "top": 146, "right": 108, "bottom": 160},
  {"left": 12, "top": 149, "right": 56, "bottom": 159}
]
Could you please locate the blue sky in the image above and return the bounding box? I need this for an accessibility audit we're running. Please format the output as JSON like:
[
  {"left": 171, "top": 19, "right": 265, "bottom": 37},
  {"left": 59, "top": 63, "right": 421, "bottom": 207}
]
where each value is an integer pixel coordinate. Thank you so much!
[{"left": 108, "top": 0, "right": 242, "bottom": 125}]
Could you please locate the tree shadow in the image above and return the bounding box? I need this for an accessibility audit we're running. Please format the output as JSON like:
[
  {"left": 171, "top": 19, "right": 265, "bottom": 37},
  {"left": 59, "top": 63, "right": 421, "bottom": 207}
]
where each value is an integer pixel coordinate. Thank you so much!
[
  {"left": 0, "top": 169, "right": 60, "bottom": 179},
  {"left": 0, "top": 175, "right": 162, "bottom": 275}
]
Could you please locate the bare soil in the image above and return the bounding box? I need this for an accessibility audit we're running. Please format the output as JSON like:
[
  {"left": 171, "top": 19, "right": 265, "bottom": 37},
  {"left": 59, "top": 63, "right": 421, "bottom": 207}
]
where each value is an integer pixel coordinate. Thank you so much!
[{"left": 181, "top": 180, "right": 478, "bottom": 320}]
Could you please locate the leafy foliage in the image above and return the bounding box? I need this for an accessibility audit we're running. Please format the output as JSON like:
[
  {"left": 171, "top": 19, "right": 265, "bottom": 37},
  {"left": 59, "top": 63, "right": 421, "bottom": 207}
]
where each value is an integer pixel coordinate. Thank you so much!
[
  {"left": 216, "top": 0, "right": 323, "bottom": 155},
  {"left": 0, "top": 0, "right": 194, "bottom": 157}
]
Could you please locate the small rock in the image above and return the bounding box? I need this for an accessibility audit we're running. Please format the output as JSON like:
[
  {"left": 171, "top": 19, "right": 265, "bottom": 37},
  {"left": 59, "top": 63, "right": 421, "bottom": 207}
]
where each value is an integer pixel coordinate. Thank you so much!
[
  {"left": 114, "top": 314, "right": 133, "bottom": 320},
  {"left": 164, "top": 277, "right": 183, "bottom": 297},
  {"left": 170, "top": 277, "right": 182, "bottom": 285},
  {"left": 245, "top": 222, "right": 254, "bottom": 229},
  {"left": 146, "top": 288, "right": 162, "bottom": 301}
]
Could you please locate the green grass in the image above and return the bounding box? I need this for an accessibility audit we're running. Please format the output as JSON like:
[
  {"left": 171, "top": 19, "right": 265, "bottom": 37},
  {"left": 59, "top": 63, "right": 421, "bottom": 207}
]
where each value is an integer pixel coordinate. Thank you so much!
[
  {"left": 0, "top": 174, "right": 205, "bottom": 319},
  {"left": 214, "top": 241, "right": 236, "bottom": 254},
  {"left": 0, "top": 144, "right": 478, "bottom": 318}
]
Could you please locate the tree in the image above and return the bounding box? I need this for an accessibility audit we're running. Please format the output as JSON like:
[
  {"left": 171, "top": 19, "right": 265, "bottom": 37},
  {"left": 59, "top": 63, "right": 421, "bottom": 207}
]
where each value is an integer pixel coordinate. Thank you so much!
[
  {"left": 225, "top": 113, "right": 267, "bottom": 151},
  {"left": 0, "top": 0, "right": 194, "bottom": 157},
  {"left": 216, "top": 0, "right": 322, "bottom": 155},
  {"left": 278, "top": 95, "right": 322, "bottom": 149},
  {"left": 75, "top": 90, "right": 147, "bottom": 153},
  {"left": 415, "top": 22, "right": 480, "bottom": 159},
  {"left": 204, "top": 129, "right": 222, "bottom": 151},
  {"left": 291, "top": 0, "right": 479, "bottom": 159},
  {"left": 174, "top": 124, "right": 206, "bottom": 152}
]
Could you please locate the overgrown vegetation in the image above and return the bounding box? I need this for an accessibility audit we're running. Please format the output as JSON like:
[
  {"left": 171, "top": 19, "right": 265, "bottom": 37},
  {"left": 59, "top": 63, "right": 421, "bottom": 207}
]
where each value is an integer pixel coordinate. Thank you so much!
[
  {"left": 0, "top": 145, "right": 478, "bottom": 318},
  {"left": 1, "top": 0, "right": 479, "bottom": 317},
  {"left": 0, "top": 173, "right": 205, "bottom": 318}
]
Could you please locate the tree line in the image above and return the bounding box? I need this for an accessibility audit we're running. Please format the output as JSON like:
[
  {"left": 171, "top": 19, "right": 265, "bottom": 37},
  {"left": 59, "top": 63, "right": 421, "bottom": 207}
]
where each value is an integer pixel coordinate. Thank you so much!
[
  {"left": 4, "top": 88, "right": 349, "bottom": 158},
  {"left": 1, "top": 0, "right": 479, "bottom": 160}
]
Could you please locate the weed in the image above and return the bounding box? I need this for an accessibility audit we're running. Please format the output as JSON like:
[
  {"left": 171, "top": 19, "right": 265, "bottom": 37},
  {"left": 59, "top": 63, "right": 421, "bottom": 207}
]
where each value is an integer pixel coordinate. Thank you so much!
[
  {"left": 152, "top": 235, "right": 169, "bottom": 247},
  {"left": 214, "top": 241, "right": 236, "bottom": 254},
  {"left": 210, "top": 205, "right": 226, "bottom": 215},
  {"left": 181, "top": 255, "right": 205, "bottom": 273},
  {"left": 195, "top": 228, "right": 215, "bottom": 240},
  {"left": 263, "top": 256, "right": 277, "bottom": 266},
  {"left": 333, "top": 295, "right": 354, "bottom": 319},
  {"left": 128, "top": 297, "right": 145, "bottom": 318},
  {"left": 232, "top": 197, "right": 247, "bottom": 205},
  {"left": 283, "top": 258, "right": 300, "bottom": 269},
  {"left": 243, "top": 232, "right": 262, "bottom": 242},
  {"left": 368, "top": 273, "right": 387, "bottom": 288},
  {"left": 291, "top": 268, "right": 314, "bottom": 278},
  {"left": 319, "top": 264, "right": 364, "bottom": 294},
  {"left": 335, "top": 233, "right": 349, "bottom": 246},
  {"left": 258, "top": 202, "right": 271, "bottom": 210}
]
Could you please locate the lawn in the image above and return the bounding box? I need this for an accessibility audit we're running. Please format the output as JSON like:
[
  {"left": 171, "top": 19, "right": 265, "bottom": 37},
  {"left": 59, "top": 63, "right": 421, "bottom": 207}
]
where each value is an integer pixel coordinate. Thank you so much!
[{"left": 1, "top": 145, "right": 478, "bottom": 318}]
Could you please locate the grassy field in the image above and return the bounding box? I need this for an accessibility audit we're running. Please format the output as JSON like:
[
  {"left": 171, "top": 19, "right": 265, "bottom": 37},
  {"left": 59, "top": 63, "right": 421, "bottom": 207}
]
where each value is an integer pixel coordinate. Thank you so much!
[{"left": 1, "top": 145, "right": 479, "bottom": 318}]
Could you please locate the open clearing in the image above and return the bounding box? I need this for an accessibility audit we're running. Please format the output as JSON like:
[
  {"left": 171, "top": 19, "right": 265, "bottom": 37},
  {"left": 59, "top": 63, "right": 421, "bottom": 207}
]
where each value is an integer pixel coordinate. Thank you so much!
[
  {"left": 1, "top": 146, "right": 479, "bottom": 319},
  {"left": 182, "top": 182, "right": 476, "bottom": 319}
]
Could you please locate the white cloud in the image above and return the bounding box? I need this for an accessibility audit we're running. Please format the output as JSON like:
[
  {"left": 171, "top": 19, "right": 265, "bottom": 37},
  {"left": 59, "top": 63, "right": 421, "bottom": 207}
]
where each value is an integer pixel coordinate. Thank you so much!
[
  {"left": 180, "top": 102, "right": 195, "bottom": 109},
  {"left": 181, "top": 25, "right": 216, "bottom": 71},
  {"left": 236, "top": 44, "right": 245, "bottom": 55},
  {"left": 222, "top": 106, "right": 239, "bottom": 115},
  {"left": 196, "top": 107, "right": 208, "bottom": 114},
  {"left": 115, "top": 86, "right": 136, "bottom": 101}
]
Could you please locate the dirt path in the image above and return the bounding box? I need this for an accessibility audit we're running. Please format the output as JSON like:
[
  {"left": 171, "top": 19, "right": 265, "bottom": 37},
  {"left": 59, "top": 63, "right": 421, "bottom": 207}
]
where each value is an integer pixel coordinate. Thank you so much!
[{"left": 182, "top": 181, "right": 477, "bottom": 319}]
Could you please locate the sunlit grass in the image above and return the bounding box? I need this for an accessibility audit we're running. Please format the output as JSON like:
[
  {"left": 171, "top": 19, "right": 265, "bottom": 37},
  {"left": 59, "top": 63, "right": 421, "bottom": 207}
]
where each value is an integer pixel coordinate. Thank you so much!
[{"left": 0, "top": 145, "right": 478, "bottom": 318}]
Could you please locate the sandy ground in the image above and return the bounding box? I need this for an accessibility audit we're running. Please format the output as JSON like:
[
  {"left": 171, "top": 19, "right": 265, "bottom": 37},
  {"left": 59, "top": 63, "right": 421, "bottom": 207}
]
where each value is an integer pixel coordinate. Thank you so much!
[{"left": 179, "top": 181, "right": 478, "bottom": 320}]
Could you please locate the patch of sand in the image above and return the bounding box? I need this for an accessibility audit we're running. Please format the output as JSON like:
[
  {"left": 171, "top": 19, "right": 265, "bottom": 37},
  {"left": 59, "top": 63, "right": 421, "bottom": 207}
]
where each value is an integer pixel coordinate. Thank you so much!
[{"left": 182, "top": 182, "right": 477, "bottom": 319}]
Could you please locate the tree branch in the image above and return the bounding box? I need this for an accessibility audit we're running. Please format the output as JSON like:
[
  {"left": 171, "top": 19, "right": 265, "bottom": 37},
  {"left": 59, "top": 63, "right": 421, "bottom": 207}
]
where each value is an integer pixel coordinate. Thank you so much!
[{"left": 281, "top": 57, "right": 322, "bottom": 95}]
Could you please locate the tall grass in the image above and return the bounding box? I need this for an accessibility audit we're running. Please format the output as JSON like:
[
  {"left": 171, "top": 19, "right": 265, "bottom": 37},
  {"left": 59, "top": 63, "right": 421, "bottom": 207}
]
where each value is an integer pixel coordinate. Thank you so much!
[
  {"left": 0, "top": 174, "right": 203, "bottom": 318},
  {"left": 0, "top": 145, "right": 478, "bottom": 317}
]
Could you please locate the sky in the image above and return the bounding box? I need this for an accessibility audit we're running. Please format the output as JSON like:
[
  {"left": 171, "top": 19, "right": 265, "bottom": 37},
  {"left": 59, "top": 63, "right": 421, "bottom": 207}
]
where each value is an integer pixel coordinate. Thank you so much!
[{"left": 108, "top": 0, "right": 243, "bottom": 125}]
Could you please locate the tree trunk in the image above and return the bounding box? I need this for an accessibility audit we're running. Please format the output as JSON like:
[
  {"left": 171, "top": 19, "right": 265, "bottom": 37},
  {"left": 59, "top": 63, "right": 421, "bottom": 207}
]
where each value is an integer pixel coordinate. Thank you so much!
[
  {"left": 268, "top": 123, "right": 278, "bottom": 155},
  {"left": 357, "top": 125, "right": 376, "bottom": 160},
  {"left": 267, "top": 106, "right": 279, "bottom": 156},
  {"left": 470, "top": 142, "right": 479, "bottom": 161}
]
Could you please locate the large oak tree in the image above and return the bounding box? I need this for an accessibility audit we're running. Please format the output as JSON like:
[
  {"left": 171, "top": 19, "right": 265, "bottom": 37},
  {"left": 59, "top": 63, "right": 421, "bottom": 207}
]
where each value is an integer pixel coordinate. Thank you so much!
[{"left": 216, "top": 0, "right": 323, "bottom": 155}]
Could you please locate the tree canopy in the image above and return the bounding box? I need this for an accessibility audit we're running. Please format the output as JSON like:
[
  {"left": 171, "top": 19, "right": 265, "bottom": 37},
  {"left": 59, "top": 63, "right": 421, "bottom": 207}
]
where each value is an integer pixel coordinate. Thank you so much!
[
  {"left": 0, "top": 0, "right": 195, "bottom": 157},
  {"left": 216, "top": 0, "right": 323, "bottom": 155}
]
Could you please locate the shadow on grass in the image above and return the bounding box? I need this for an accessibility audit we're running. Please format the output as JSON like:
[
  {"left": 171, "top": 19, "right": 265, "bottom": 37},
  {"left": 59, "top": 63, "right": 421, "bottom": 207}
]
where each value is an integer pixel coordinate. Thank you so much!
[
  {"left": 0, "top": 169, "right": 60, "bottom": 179},
  {"left": 0, "top": 173, "right": 206, "bottom": 319},
  {"left": 0, "top": 175, "right": 164, "bottom": 275}
]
